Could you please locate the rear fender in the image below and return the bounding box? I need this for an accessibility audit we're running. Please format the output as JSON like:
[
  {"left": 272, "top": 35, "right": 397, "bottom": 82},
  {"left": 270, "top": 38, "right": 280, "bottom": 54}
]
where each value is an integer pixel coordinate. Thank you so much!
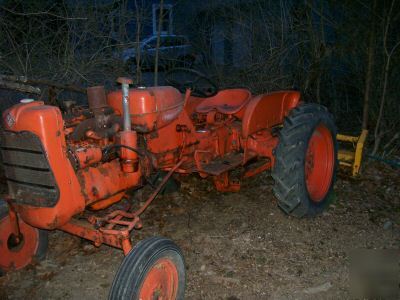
[{"left": 241, "top": 91, "right": 300, "bottom": 138}]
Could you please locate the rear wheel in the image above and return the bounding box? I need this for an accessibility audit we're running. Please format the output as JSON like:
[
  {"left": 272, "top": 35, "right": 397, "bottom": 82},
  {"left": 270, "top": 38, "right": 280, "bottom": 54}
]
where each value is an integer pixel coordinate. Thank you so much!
[
  {"left": 109, "top": 237, "right": 185, "bottom": 300},
  {"left": 272, "top": 103, "right": 338, "bottom": 217},
  {"left": 0, "top": 200, "right": 48, "bottom": 273}
]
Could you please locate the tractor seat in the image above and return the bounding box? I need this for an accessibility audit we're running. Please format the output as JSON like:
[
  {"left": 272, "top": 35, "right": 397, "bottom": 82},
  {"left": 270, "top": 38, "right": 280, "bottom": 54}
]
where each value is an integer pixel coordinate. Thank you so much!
[{"left": 195, "top": 89, "right": 252, "bottom": 115}]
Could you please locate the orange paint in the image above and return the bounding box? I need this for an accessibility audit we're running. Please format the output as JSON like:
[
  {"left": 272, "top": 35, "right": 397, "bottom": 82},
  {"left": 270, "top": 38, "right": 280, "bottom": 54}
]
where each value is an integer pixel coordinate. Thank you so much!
[
  {"left": 1, "top": 85, "right": 303, "bottom": 272},
  {"left": 107, "top": 86, "right": 184, "bottom": 132},
  {"left": 242, "top": 91, "right": 300, "bottom": 138},
  {"left": 117, "top": 130, "right": 138, "bottom": 172},
  {"left": 0, "top": 213, "right": 40, "bottom": 271},
  {"left": 73, "top": 145, "right": 103, "bottom": 169},
  {"left": 139, "top": 258, "right": 179, "bottom": 299},
  {"left": 3, "top": 101, "right": 85, "bottom": 229},
  {"left": 77, "top": 159, "right": 141, "bottom": 206},
  {"left": 305, "top": 124, "right": 335, "bottom": 202}
]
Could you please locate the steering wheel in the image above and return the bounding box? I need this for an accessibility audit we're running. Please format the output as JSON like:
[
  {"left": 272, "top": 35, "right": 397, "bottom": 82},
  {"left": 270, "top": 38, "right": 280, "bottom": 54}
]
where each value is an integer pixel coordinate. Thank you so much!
[{"left": 165, "top": 68, "right": 219, "bottom": 98}]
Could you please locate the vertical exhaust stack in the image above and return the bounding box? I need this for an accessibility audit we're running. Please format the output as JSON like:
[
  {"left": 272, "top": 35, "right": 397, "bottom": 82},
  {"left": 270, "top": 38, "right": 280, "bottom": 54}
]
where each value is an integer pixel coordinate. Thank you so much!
[
  {"left": 118, "top": 79, "right": 132, "bottom": 131},
  {"left": 87, "top": 86, "right": 108, "bottom": 114},
  {"left": 116, "top": 77, "right": 138, "bottom": 173}
]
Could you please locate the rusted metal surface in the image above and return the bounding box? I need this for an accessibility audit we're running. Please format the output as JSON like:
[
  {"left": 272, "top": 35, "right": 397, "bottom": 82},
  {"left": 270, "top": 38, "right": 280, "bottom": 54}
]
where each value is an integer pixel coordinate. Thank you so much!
[
  {"left": 117, "top": 130, "right": 139, "bottom": 173},
  {"left": 71, "top": 145, "right": 103, "bottom": 169},
  {"left": 243, "top": 158, "right": 271, "bottom": 178},
  {"left": 0, "top": 88, "right": 296, "bottom": 217},
  {"left": 77, "top": 159, "right": 141, "bottom": 205},
  {"left": 0, "top": 131, "right": 59, "bottom": 207},
  {"left": 1, "top": 78, "right": 305, "bottom": 274},
  {"left": 1, "top": 146, "right": 48, "bottom": 169},
  {"left": 69, "top": 115, "right": 122, "bottom": 141},
  {"left": 3, "top": 101, "right": 85, "bottom": 229},
  {"left": 60, "top": 217, "right": 134, "bottom": 255},
  {"left": 200, "top": 152, "right": 243, "bottom": 176},
  {"left": 213, "top": 172, "right": 241, "bottom": 192},
  {"left": 0, "top": 130, "right": 43, "bottom": 151},
  {"left": 89, "top": 192, "right": 126, "bottom": 210},
  {"left": 60, "top": 160, "right": 184, "bottom": 255},
  {"left": 3, "top": 165, "right": 55, "bottom": 186},
  {"left": 87, "top": 86, "right": 108, "bottom": 112}
]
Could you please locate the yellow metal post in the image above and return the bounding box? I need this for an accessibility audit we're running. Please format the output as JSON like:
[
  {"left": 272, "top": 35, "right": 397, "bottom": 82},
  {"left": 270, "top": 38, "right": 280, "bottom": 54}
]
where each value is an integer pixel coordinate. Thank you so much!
[{"left": 337, "top": 130, "right": 368, "bottom": 176}]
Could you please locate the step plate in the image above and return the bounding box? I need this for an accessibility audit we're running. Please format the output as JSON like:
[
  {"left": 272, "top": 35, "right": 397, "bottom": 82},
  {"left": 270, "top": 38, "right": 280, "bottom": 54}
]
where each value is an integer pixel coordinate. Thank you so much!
[{"left": 201, "top": 153, "right": 243, "bottom": 176}]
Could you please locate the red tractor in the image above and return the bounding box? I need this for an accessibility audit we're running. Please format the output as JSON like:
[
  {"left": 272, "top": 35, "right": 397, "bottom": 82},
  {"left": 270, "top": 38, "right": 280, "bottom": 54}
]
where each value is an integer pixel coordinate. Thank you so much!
[{"left": 0, "top": 69, "right": 337, "bottom": 299}]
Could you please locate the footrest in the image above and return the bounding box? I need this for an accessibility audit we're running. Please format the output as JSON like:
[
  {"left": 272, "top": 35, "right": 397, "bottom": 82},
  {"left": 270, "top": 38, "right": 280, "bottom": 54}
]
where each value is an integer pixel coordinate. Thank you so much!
[
  {"left": 89, "top": 210, "right": 141, "bottom": 235},
  {"left": 202, "top": 153, "right": 243, "bottom": 176}
]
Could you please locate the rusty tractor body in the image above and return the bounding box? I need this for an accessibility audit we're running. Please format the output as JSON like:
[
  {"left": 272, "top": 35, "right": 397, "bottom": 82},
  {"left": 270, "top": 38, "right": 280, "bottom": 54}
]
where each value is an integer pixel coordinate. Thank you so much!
[{"left": 0, "top": 69, "right": 337, "bottom": 299}]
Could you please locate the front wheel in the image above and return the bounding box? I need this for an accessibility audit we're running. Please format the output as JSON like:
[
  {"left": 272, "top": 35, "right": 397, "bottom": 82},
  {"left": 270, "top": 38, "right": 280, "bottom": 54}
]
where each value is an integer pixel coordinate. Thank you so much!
[
  {"left": 272, "top": 103, "right": 338, "bottom": 217},
  {"left": 0, "top": 200, "right": 48, "bottom": 273},
  {"left": 109, "top": 237, "right": 186, "bottom": 300}
]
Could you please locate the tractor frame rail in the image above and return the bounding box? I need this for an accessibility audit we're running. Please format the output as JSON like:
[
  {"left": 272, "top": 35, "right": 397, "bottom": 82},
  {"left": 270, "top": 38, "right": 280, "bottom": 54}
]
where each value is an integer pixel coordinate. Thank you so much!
[{"left": 59, "top": 160, "right": 184, "bottom": 255}]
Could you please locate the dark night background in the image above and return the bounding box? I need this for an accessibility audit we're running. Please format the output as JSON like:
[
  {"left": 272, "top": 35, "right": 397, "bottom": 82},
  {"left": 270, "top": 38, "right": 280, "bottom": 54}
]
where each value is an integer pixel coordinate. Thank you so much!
[
  {"left": 1, "top": 0, "right": 399, "bottom": 156},
  {"left": 0, "top": 1, "right": 399, "bottom": 299}
]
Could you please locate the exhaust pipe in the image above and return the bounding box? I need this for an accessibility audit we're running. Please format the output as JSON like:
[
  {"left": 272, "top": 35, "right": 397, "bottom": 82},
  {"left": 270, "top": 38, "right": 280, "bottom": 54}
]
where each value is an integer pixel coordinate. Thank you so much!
[
  {"left": 116, "top": 77, "right": 138, "bottom": 173},
  {"left": 117, "top": 77, "right": 133, "bottom": 131}
]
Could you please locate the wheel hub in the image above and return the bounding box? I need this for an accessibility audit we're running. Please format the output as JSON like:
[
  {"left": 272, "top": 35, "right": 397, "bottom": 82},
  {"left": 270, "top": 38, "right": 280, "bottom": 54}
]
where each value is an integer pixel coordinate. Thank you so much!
[
  {"left": 305, "top": 124, "right": 335, "bottom": 202},
  {"left": 7, "top": 233, "right": 24, "bottom": 252},
  {"left": 0, "top": 215, "right": 39, "bottom": 271},
  {"left": 139, "top": 258, "right": 179, "bottom": 300}
]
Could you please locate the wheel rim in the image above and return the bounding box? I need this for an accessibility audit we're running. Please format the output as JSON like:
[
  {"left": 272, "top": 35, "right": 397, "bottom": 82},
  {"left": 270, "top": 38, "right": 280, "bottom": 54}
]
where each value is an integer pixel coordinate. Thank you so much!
[
  {"left": 305, "top": 124, "right": 335, "bottom": 203},
  {"left": 139, "top": 258, "right": 179, "bottom": 300},
  {"left": 0, "top": 215, "right": 40, "bottom": 271}
]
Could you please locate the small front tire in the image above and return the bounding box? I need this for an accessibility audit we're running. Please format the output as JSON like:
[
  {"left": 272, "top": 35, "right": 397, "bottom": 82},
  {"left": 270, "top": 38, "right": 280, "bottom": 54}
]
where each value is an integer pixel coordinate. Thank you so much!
[
  {"left": 0, "top": 200, "right": 48, "bottom": 274},
  {"left": 109, "top": 236, "right": 186, "bottom": 300}
]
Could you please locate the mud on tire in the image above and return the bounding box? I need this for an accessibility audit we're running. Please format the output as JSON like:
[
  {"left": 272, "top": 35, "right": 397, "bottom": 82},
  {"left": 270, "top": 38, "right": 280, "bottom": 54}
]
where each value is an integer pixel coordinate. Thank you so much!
[{"left": 272, "top": 103, "right": 338, "bottom": 217}]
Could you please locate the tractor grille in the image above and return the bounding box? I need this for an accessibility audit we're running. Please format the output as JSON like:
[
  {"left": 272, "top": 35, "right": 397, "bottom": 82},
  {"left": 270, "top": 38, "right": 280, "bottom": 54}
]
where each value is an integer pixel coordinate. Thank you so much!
[{"left": 0, "top": 131, "right": 59, "bottom": 207}]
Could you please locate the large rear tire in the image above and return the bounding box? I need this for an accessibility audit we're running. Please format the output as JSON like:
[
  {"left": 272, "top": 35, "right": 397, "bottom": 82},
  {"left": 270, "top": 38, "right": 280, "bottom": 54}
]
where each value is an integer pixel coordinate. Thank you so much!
[
  {"left": 272, "top": 103, "right": 338, "bottom": 217},
  {"left": 0, "top": 200, "right": 48, "bottom": 273},
  {"left": 109, "top": 237, "right": 185, "bottom": 300}
]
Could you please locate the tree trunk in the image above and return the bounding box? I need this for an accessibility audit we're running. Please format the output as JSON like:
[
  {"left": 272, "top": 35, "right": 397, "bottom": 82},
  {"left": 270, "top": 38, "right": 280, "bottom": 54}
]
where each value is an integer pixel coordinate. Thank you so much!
[
  {"left": 372, "top": 56, "right": 390, "bottom": 155},
  {"left": 372, "top": 0, "right": 399, "bottom": 155},
  {"left": 154, "top": 0, "right": 164, "bottom": 86},
  {"left": 362, "top": 0, "right": 377, "bottom": 130},
  {"left": 0, "top": 79, "right": 41, "bottom": 95},
  {"left": 134, "top": 0, "right": 142, "bottom": 85}
]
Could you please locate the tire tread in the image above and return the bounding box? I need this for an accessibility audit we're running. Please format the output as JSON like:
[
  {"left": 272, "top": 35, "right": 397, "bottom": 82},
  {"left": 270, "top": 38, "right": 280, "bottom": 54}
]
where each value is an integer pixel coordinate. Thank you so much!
[{"left": 272, "top": 103, "right": 338, "bottom": 217}]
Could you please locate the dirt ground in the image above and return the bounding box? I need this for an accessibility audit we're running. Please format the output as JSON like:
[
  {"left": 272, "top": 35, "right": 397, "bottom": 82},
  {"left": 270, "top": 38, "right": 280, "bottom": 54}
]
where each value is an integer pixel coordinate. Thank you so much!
[{"left": 0, "top": 161, "right": 399, "bottom": 300}]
